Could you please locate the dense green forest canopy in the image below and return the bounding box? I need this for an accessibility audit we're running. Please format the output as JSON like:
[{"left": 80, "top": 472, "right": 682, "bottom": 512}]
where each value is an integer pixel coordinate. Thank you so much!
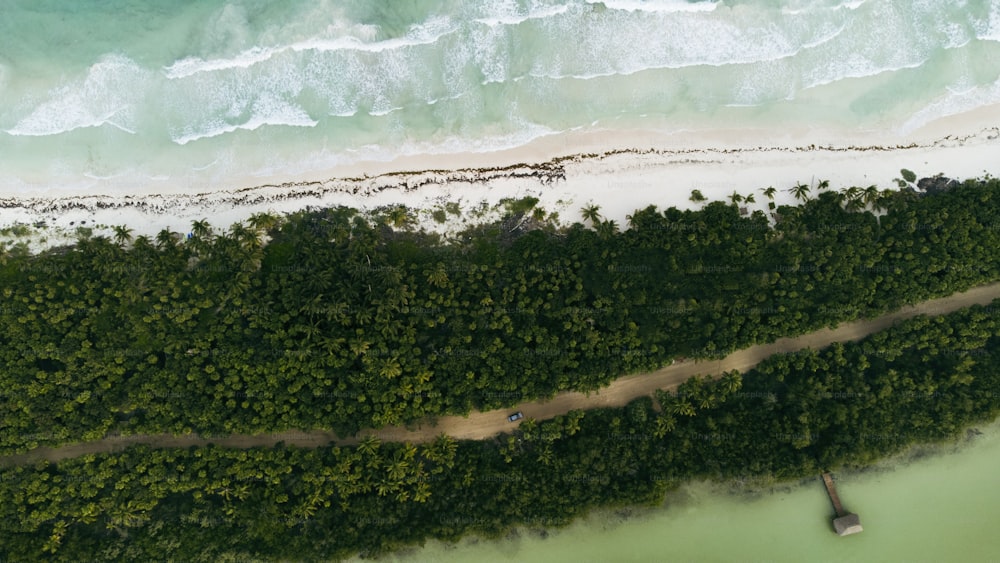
[
  {"left": 2, "top": 177, "right": 1000, "bottom": 450},
  {"left": 2, "top": 301, "right": 997, "bottom": 561}
]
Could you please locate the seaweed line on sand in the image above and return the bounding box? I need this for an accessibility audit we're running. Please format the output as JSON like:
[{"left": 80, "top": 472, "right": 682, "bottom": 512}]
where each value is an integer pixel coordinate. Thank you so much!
[{"left": 1, "top": 126, "right": 997, "bottom": 217}]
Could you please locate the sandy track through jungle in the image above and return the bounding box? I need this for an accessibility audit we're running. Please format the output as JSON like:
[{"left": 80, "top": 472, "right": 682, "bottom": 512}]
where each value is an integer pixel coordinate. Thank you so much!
[{"left": 4, "top": 282, "right": 1000, "bottom": 466}]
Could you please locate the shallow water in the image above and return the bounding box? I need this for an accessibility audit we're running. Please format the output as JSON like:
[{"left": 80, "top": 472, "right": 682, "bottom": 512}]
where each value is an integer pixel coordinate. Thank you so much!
[
  {"left": 2, "top": 0, "right": 1000, "bottom": 191},
  {"left": 372, "top": 419, "right": 1000, "bottom": 562}
]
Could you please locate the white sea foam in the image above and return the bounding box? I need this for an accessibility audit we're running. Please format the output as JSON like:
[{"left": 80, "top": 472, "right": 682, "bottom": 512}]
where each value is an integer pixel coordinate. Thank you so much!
[
  {"left": 292, "top": 16, "right": 455, "bottom": 54},
  {"left": 898, "top": 76, "right": 1000, "bottom": 134},
  {"left": 976, "top": 0, "right": 1000, "bottom": 41},
  {"left": 782, "top": 0, "right": 867, "bottom": 15},
  {"left": 505, "top": 4, "right": 858, "bottom": 83},
  {"left": 363, "top": 121, "right": 561, "bottom": 163},
  {"left": 163, "top": 16, "right": 457, "bottom": 79},
  {"left": 83, "top": 171, "right": 127, "bottom": 180},
  {"left": 593, "top": 0, "right": 718, "bottom": 13},
  {"left": 521, "top": 42, "right": 806, "bottom": 81},
  {"left": 5, "top": 54, "right": 145, "bottom": 137},
  {"left": 939, "top": 22, "right": 973, "bottom": 49},
  {"left": 801, "top": 57, "right": 929, "bottom": 91},
  {"left": 255, "top": 121, "right": 561, "bottom": 179},
  {"left": 799, "top": 24, "right": 847, "bottom": 50},
  {"left": 171, "top": 99, "right": 317, "bottom": 145},
  {"left": 192, "top": 159, "right": 220, "bottom": 171},
  {"left": 475, "top": 4, "right": 569, "bottom": 26},
  {"left": 369, "top": 106, "right": 403, "bottom": 117},
  {"left": 2, "top": 0, "right": 997, "bottom": 191},
  {"left": 427, "top": 93, "right": 464, "bottom": 106},
  {"left": 164, "top": 46, "right": 276, "bottom": 80}
]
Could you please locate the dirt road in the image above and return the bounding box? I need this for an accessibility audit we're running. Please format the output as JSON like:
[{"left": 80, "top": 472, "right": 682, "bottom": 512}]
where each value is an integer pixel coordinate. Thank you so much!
[{"left": 4, "top": 282, "right": 1000, "bottom": 466}]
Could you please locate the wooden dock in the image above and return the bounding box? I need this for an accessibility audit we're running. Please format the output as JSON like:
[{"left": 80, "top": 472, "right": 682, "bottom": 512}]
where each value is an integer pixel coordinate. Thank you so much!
[
  {"left": 822, "top": 472, "right": 846, "bottom": 517},
  {"left": 821, "top": 472, "right": 863, "bottom": 536}
]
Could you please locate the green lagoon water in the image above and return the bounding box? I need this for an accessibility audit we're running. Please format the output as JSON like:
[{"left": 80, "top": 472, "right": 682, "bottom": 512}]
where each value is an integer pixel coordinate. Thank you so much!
[
  {"left": 2, "top": 0, "right": 1000, "bottom": 191},
  {"left": 373, "top": 419, "right": 1000, "bottom": 563}
]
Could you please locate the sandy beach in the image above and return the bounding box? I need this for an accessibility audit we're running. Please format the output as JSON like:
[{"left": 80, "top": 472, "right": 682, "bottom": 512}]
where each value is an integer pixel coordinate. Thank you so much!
[{"left": 2, "top": 105, "right": 999, "bottom": 247}]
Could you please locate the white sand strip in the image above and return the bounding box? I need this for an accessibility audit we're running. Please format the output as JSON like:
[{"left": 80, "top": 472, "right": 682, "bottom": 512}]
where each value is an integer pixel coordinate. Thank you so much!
[{"left": 1, "top": 108, "right": 997, "bottom": 247}]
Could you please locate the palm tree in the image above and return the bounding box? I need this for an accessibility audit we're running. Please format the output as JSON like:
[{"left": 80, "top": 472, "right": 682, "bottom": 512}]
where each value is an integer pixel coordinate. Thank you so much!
[
  {"left": 399, "top": 442, "right": 418, "bottom": 461},
  {"left": 376, "top": 482, "right": 392, "bottom": 497},
  {"left": 729, "top": 191, "right": 743, "bottom": 205},
  {"left": 230, "top": 222, "right": 262, "bottom": 251},
  {"left": 349, "top": 338, "right": 371, "bottom": 356},
  {"left": 299, "top": 320, "right": 322, "bottom": 343},
  {"left": 667, "top": 396, "right": 696, "bottom": 417},
  {"left": 425, "top": 434, "right": 457, "bottom": 470},
  {"left": 841, "top": 186, "right": 863, "bottom": 211},
  {"left": 296, "top": 499, "right": 319, "bottom": 521},
  {"left": 386, "top": 451, "right": 409, "bottom": 481},
  {"left": 842, "top": 186, "right": 862, "bottom": 200},
  {"left": 232, "top": 484, "right": 250, "bottom": 500},
  {"left": 413, "top": 482, "right": 432, "bottom": 503},
  {"left": 42, "top": 520, "right": 69, "bottom": 554},
  {"left": 689, "top": 189, "right": 707, "bottom": 203},
  {"left": 844, "top": 196, "right": 865, "bottom": 212},
  {"left": 228, "top": 222, "right": 249, "bottom": 246},
  {"left": 112, "top": 225, "right": 133, "bottom": 247},
  {"left": 743, "top": 193, "right": 756, "bottom": 204},
  {"left": 760, "top": 186, "right": 777, "bottom": 201},
  {"left": 698, "top": 393, "right": 716, "bottom": 410},
  {"left": 580, "top": 204, "right": 602, "bottom": 225},
  {"left": 722, "top": 371, "right": 743, "bottom": 394},
  {"left": 385, "top": 205, "right": 412, "bottom": 229},
  {"left": 156, "top": 229, "right": 178, "bottom": 250},
  {"left": 248, "top": 212, "right": 279, "bottom": 233},
  {"left": 188, "top": 219, "right": 213, "bottom": 256},
  {"left": 653, "top": 414, "right": 676, "bottom": 438},
  {"left": 107, "top": 500, "right": 148, "bottom": 531},
  {"left": 788, "top": 183, "right": 811, "bottom": 202},
  {"left": 132, "top": 235, "right": 152, "bottom": 253},
  {"left": 874, "top": 189, "right": 896, "bottom": 213},
  {"left": 827, "top": 189, "right": 847, "bottom": 207},
  {"left": 425, "top": 263, "right": 449, "bottom": 288},
  {"left": 596, "top": 219, "right": 619, "bottom": 238},
  {"left": 213, "top": 485, "right": 234, "bottom": 501},
  {"left": 358, "top": 435, "right": 381, "bottom": 458},
  {"left": 377, "top": 359, "right": 403, "bottom": 380},
  {"left": 191, "top": 219, "right": 212, "bottom": 240},
  {"left": 862, "top": 185, "right": 880, "bottom": 209}
]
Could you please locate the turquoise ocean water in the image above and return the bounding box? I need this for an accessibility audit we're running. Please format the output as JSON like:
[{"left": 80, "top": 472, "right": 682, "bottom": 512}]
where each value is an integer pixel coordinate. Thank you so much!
[{"left": 1, "top": 0, "right": 1000, "bottom": 190}]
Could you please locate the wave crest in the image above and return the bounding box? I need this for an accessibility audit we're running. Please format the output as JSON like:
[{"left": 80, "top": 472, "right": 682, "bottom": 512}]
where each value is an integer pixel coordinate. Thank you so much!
[
  {"left": 5, "top": 54, "right": 144, "bottom": 137},
  {"left": 163, "top": 16, "right": 457, "bottom": 79},
  {"left": 171, "top": 99, "right": 317, "bottom": 145},
  {"left": 590, "top": 0, "right": 718, "bottom": 13}
]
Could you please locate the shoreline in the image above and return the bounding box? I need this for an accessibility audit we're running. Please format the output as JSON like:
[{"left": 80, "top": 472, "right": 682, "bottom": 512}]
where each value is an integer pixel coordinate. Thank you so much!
[
  {"left": 387, "top": 416, "right": 1000, "bottom": 563},
  {"left": 1, "top": 105, "right": 999, "bottom": 248}
]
